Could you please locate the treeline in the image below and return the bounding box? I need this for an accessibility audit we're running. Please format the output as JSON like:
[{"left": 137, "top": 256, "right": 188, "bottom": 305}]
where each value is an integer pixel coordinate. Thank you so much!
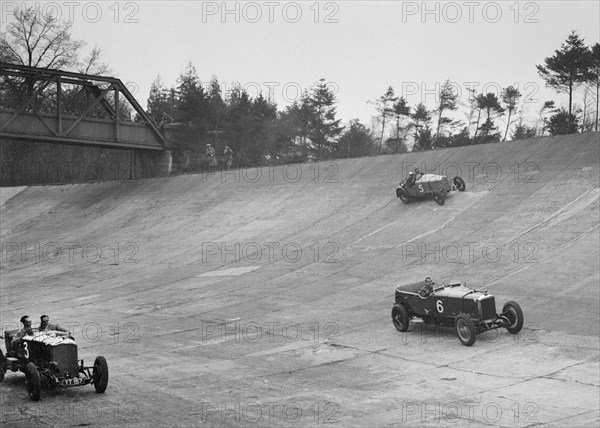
[
  {"left": 147, "top": 64, "right": 358, "bottom": 168},
  {"left": 372, "top": 31, "right": 599, "bottom": 153},
  {"left": 152, "top": 31, "right": 599, "bottom": 171}
]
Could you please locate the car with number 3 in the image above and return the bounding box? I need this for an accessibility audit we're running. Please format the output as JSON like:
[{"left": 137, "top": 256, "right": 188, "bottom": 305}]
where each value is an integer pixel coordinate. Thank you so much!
[
  {"left": 391, "top": 278, "right": 524, "bottom": 346},
  {"left": 0, "top": 329, "right": 108, "bottom": 401}
]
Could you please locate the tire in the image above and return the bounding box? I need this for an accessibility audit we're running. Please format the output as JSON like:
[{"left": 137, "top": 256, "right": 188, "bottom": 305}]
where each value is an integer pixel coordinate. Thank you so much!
[
  {"left": 25, "top": 362, "right": 41, "bottom": 401},
  {"left": 433, "top": 191, "right": 445, "bottom": 205},
  {"left": 397, "top": 188, "right": 410, "bottom": 204},
  {"left": 93, "top": 356, "right": 109, "bottom": 393},
  {"left": 455, "top": 314, "right": 476, "bottom": 346},
  {"left": 453, "top": 176, "right": 466, "bottom": 191},
  {"left": 503, "top": 301, "right": 524, "bottom": 334},
  {"left": 391, "top": 304, "right": 410, "bottom": 332},
  {"left": 0, "top": 350, "right": 5, "bottom": 382}
]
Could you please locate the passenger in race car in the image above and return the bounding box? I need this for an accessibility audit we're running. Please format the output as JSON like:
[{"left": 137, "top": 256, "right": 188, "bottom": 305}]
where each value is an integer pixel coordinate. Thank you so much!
[{"left": 39, "top": 315, "right": 68, "bottom": 334}]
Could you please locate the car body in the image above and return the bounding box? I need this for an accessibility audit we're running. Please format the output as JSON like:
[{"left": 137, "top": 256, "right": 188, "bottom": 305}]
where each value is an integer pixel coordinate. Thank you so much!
[
  {"left": 0, "top": 329, "right": 108, "bottom": 400},
  {"left": 391, "top": 279, "right": 523, "bottom": 346},
  {"left": 396, "top": 173, "right": 465, "bottom": 205}
]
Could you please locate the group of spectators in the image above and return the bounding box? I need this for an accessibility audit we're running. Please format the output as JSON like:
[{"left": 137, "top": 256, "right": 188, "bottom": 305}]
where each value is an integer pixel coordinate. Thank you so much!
[{"left": 206, "top": 144, "right": 234, "bottom": 170}]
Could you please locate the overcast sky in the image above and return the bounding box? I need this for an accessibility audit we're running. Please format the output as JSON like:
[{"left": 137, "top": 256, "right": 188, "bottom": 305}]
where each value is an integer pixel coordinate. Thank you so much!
[{"left": 3, "top": 1, "right": 599, "bottom": 128}]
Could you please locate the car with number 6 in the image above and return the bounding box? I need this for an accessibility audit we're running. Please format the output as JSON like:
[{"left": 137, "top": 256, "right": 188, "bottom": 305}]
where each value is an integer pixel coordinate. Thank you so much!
[
  {"left": 0, "top": 329, "right": 108, "bottom": 401},
  {"left": 396, "top": 170, "right": 466, "bottom": 205},
  {"left": 391, "top": 278, "right": 524, "bottom": 346}
]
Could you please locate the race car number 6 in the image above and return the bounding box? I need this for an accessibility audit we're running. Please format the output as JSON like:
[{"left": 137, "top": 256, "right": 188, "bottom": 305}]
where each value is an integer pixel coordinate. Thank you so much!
[{"left": 436, "top": 300, "right": 444, "bottom": 313}]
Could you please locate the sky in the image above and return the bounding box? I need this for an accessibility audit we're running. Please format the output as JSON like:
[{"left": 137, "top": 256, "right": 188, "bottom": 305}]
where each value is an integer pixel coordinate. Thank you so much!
[{"left": 2, "top": 1, "right": 599, "bottom": 129}]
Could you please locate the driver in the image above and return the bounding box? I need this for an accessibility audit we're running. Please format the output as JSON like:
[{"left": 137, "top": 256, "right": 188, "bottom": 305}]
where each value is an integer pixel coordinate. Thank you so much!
[
  {"left": 419, "top": 277, "right": 434, "bottom": 297},
  {"left": 406, "top": 171, "right": 416, "bottom": 186},
  {"left": 11, "top": 315, "right": 34, "bottom": 351}
]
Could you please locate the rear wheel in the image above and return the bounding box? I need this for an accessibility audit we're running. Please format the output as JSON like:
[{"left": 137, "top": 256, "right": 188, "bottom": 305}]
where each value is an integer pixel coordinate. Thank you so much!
[
  {"left": 93, "top": 356, "right": 109, "bottom": 393},
  {"left": 397, "top": 188, "right": 410, "bottom": 203},
  {"left": 391, "top": 304, "right": 410, "bottom": 332},
  {"left": 455, "top": 314, "right": 476, "bottom": 346},
  {"left": 453, "top": 176, "right": 466, "bottom": 191},
  {"left": 25, "top": 362, "right": 41, "bottom": 401},
  {"left": 503, "top": 301, "right": 524, "bottom": 334},
  {"left": 433, "top": 191, "right": 445, "bottom": 205}
]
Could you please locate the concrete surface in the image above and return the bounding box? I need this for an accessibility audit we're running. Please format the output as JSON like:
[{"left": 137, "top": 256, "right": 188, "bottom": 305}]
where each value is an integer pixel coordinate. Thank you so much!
[{"left": 0, "top": 133, "right": 599, "bottom": 427}]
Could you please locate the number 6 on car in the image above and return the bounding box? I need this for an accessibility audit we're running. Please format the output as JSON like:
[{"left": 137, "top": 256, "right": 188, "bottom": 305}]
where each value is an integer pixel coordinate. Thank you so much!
[{"left": 391, "top": 278, "right": 524, "bottom": 346}]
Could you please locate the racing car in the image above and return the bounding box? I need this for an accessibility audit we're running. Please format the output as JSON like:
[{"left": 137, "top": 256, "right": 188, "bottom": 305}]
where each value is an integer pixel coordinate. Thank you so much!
[
  {"left": 396, "top": 170, "right": 465, "bottom": 205},
  {"left": 0, "top": 329, "right": 108, "bottom": 401},
  {"left": 391, "top": 278, "right": 523, "bottom": 346}
]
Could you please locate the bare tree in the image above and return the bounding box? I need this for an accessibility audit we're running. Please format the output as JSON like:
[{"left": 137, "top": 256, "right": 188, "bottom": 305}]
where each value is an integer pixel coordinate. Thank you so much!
[{"left": 0, "top": 7, "right": 84, "bottom": 69}]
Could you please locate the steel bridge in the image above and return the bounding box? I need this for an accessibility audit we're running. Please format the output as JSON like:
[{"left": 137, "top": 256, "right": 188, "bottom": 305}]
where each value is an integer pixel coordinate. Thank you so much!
[{"left": 0, "top": 62, "right": 165, "bottom": 150}]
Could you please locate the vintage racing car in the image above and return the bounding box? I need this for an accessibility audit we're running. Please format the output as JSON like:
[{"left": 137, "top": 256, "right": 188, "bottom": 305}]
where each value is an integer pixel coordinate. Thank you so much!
[
  {"left": 0, "top": 329, "right": 108, "bottom": 401},
  {"left": 396, "top": 171, "right": 465, "bottom": 205},
  {"left": 391, "top": 278, "right": 523, "bottom": 346}
]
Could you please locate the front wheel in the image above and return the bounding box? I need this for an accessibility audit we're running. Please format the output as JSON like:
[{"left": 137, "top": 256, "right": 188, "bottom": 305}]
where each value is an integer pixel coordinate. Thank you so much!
[
  {"left": 453, "top": 176, "right": 466, "bottom": 191},
  {"left": 93, "top": 356, "right": 109, "bottom": 393},
  {"left": 396, "top": 188, "right": 410, "bottom": 203},
  {"left": 503, "top": 301, "right": 524, "bottom": 334},
  {"left": 433, "top": 191, "right": 445, "bottom": 205},
  {"left": 25, "top": 362, "right": 41, "bottom": 401},
  {"left": 455, "top": 314, "right": 476, "bottom": 346},
  {"left": 391, "top": 304, "right": 410, "bottom": 332},
  {"left": 0, "top": 350, "right": 5, "bottom": 382}
]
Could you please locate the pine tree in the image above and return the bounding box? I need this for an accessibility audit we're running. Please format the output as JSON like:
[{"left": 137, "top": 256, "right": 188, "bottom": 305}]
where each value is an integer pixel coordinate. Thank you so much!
[
  {"left": 537, "top": 31, "right": 591, "bottom": 132},
  {"left": 434, "top": 80, "right": 459, "bottom": 146},
  {"left": 501, "top": 86, "right": 522, "bottom": 141},
  {"left": 306, "top": 79, "right": 343, "bottom": 160}
]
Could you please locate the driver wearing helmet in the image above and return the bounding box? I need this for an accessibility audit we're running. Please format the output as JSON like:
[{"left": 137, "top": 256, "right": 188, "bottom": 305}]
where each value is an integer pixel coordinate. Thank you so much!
[
  {"left": 414, "top": 167, "right": 423, "bottom": 180},
  {"left": 406, "top": 171, "right": 416, "bottom": 186},
  {"left": 419, "top": 277, "right": 434, "bottom": 297}
]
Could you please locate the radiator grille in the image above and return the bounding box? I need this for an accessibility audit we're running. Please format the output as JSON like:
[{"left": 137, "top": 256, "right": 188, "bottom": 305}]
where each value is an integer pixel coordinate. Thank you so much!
[
  {"left": 480, "top": 297, "right": 496, "bottom": 320},
  {"left": 51, "top": 344, "right": 79, "bottom": 377}
]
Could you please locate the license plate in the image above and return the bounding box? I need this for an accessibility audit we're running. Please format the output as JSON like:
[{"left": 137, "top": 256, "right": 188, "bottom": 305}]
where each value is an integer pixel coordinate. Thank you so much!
[{"left": 61, "top": 377, "right": 85, "bottom": 386}]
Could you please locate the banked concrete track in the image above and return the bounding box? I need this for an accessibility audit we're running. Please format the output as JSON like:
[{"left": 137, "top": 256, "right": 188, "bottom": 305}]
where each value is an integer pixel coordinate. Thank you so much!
[{"left": 0, "top": 133, "right": 599, "bottom": 427}]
